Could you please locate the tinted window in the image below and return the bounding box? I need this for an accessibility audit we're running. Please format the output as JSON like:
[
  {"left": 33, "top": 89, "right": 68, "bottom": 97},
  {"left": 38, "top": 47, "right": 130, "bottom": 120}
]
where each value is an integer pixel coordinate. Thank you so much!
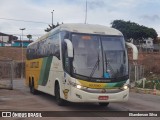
[{"left": 26, "top": 33, "right": 60, "bottom": 60}]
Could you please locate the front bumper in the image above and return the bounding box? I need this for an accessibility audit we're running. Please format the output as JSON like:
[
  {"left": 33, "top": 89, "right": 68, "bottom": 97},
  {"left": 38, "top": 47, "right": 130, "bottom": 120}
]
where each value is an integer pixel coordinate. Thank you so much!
[{"left": 67, "top": 87, "right": 129, "bottom": 103}]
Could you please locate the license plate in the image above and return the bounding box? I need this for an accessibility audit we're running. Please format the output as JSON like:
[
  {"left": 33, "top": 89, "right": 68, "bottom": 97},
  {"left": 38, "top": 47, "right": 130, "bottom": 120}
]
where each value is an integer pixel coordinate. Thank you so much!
[{"left": 98, "top": 96, "right": 109, "bottom": 100}]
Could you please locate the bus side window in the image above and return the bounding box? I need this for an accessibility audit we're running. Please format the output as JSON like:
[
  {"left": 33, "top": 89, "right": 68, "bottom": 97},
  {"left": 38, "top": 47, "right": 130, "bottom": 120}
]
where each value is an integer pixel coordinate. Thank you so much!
[
  {"left": 26, "top": 48, "right": 30, "bottom": 60},
  {"left": 50, "top": 33, "right": 60, "bottom": 60},
  {"left": 64, "top": 48, "right": 71, "bottom": 74}
]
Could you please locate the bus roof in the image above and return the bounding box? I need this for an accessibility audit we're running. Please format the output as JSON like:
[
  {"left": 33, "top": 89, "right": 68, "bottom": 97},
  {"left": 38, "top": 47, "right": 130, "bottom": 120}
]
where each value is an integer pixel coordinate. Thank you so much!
[
  {"left": 57, "top": 23, "right": 123, "bottom": 36},
  {"left": 29, "top": 23, "right": 123, "bottom": 46}
]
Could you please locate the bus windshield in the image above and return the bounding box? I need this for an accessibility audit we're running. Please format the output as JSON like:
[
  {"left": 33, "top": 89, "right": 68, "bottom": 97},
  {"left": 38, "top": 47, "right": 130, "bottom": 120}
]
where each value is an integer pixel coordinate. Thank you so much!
[{"left": 72, "top": 33, "right": 128, "bottom": 80}]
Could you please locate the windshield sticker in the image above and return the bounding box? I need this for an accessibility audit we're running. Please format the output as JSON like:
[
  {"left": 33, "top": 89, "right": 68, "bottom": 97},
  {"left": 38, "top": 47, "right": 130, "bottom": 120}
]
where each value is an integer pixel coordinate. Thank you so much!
[
  {"left": 104, "top": 72, "right": 110, "bottom": 78},
  {"left": 81, "top": 36, "right": 91, "bottom": 40}
]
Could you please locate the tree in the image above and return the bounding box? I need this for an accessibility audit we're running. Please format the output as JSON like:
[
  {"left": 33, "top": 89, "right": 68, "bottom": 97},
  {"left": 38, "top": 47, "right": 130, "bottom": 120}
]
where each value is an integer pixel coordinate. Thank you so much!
[
  {"left": 111, "top": 20, "right": 158, "bottom": 43},
  {"left": 27, "top": 34, "right": 32, "bottom": 41},
  {"left": 44, "top": 22, "right": 63, "bottom": 32}
]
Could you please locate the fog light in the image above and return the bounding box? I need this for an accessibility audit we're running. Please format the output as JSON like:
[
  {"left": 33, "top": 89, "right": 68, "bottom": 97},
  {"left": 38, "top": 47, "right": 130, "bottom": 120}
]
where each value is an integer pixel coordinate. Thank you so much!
[
  {"left": 123, "top": 85, "right": 128, "bottom": 90},
  {"left": 76, "top": 85, "right": 82, "bottom": 89}
]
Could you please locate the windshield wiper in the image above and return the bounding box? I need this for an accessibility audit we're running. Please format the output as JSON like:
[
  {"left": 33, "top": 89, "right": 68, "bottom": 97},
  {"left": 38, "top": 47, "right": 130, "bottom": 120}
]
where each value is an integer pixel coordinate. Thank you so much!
[
  {"left": 104, "top": 52, "right": 108, "bottom": 72},
  {"left": 104, "top": 52, "right": 115, "bottom": 77},
  {"left": 89, "top": 52, "right": 100, "bottom": 78}
]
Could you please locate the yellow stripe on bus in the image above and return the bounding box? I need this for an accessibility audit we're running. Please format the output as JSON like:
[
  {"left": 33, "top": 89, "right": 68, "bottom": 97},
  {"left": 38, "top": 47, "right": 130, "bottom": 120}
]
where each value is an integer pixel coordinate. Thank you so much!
[{"left": 78, "top": 80, "right": 125, "bottom": 89}]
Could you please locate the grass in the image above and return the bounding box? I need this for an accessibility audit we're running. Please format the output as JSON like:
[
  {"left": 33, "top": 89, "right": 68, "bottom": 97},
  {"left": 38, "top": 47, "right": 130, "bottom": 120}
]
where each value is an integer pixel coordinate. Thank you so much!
[{"left": 135, "top": 76, "right": 160, "bottom": 90}]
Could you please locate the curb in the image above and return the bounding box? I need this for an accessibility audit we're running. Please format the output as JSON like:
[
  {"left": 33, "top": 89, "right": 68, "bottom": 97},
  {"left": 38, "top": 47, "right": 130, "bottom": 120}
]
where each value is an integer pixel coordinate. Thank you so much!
[{"left": 130, "top": 88, "right": 160, "bottom": 96}]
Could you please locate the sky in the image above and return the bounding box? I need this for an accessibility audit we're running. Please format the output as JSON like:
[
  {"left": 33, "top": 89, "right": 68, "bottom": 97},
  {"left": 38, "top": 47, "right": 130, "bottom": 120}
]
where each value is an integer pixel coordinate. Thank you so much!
[{"left": 0, "top": 0, "right": 160, "bottom": 40}]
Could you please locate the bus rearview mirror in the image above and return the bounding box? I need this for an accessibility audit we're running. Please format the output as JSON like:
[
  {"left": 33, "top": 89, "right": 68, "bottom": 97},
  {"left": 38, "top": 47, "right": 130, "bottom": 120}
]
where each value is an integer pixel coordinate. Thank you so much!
[
  {"left": 64, "top": 39, "right": 73, "bottom": 58},
  {"left": 126, "top": 42, "right": 138, "bottom": 60}
]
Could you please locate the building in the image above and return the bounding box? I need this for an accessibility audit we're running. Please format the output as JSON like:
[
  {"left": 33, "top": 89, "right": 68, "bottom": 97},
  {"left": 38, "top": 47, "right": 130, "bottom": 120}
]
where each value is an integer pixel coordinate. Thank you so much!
[
  {"left": 141, "top": 38, "right": 154, "bottom": 50},
  {"left": 12, "top": 40, "right": 33, "bottom": 47},
  {"left": 0, "top": 32, "right": 33, "bottom": 47},
  {"left": 129, "top": 37, "right": 155, "bottom": 52},
  {"left": 0, "top": 32, "right": 18, "bottom": 46}
]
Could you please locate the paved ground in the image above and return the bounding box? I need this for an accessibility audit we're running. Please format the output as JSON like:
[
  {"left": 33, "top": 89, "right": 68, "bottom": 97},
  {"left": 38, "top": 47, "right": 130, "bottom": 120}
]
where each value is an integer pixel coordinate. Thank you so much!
[{"left": 0, "top": 79, "right": 160, "bottom": 120}]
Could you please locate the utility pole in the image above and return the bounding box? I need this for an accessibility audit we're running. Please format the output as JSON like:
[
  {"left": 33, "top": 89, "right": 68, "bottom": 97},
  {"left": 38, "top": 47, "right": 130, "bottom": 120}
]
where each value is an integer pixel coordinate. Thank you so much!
[
  {"left": 51, "top": 10, "right": 54, "bottom": 25},
  {"left": 20, "top": 28, "right": 25, "bottom": 79},
  {"left": 85, "top": 0, "right": 87, "bottom": 24},
  {"left": 45, "top": 10, "right": 56, "bottom": 32}
]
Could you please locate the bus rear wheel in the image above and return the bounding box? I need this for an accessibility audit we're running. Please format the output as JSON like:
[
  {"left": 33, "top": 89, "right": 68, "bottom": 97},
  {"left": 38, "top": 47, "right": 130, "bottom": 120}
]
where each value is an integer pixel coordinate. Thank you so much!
[
  {"left": 55, "top": 83, "right": 65, "bottom": 106},
  {"left": 30, "top": 80, "right": 38, "bottom": 95},
  {"left": 99, "top": 102, "right": 109, "bottom": 107}
]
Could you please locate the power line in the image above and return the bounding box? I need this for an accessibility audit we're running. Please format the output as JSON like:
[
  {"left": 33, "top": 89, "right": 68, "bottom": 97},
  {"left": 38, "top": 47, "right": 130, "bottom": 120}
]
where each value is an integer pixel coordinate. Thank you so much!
[
  {"left": 0, "top": 33, "right": 43, "bottom": 37},
  {"left": 0, "top": 17, "right": 49, "bottom": 24},
  {"left": 12, "top": 34, "right": 43, "bottom": 36}
]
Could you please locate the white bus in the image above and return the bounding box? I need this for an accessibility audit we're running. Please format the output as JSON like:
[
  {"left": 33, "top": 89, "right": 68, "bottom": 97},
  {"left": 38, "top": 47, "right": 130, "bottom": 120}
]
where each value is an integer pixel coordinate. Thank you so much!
[{"left": 26, "top": 23, "right": 138, "bottom": 106}]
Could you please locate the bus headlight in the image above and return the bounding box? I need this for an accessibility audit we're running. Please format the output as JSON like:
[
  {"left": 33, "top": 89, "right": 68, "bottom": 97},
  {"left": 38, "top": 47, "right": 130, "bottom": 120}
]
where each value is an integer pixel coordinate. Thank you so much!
[
  {"left": 70, "top": 81, "right": 87, "bottom": 90},
  {"left": 121, "top": 84, "right": 129, "bottom": 90},
  {"left": 76, "top": 85, "right": 82, "bottom": 89},
  {"left": 70, "top": 82, "right": 82, "bottom": 89},
  {"left": 123, "top": 85, "right": 128, "bottom": 90}
]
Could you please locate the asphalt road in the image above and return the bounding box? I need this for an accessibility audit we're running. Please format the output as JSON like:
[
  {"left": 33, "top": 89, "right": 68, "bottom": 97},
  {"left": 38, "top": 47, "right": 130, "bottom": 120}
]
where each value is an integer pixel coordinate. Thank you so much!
[{"left": 0, "top": 79, "right": 160, "bottom": 120}]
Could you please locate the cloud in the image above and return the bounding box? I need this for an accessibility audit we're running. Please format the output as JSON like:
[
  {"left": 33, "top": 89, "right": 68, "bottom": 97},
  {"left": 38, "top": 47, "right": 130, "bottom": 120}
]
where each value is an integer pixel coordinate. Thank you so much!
[
  {"left": 140, "top": 15, "right": 160, "bottom": 21},
  {"left": 0, "top": 0, "right": 160, "bottom": 39},
  {"left": 88, "top": 0, "right": 106, "bottom": 10}
]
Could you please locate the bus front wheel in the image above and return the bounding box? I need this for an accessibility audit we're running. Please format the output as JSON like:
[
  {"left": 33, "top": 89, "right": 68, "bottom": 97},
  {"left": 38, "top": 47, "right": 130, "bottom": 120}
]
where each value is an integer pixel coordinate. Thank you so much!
[
  {"left": 99, "top": 102, "right": 109, "bottom": 107},
  {"left": 55, "top": 83, "right": 65, "bottom": 106}
]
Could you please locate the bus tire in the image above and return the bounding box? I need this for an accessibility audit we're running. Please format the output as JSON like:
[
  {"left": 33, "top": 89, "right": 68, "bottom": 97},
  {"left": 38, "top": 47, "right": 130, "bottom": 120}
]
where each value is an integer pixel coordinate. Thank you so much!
[
  {"left": 99, "top": 102, "right": 109, "bottom": 107},
  {"left": 55, "top": 83, "right": 65, "bottom": 106},
  {"left": 30, "top": 80, "right": 38, "bottom": 95},
  {"left": 29, "top": 78, "right": 31, "bottom": 88}
]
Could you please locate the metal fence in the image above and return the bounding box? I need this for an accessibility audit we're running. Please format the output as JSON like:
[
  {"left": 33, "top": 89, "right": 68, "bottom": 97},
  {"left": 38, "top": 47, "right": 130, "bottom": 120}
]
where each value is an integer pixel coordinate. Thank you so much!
[
  {"left": 129, "top": 63, "right": 144, "bottom": 87},
  {"left": 14, "top": 62, "right": 25, "bottom": 78},
  {"left": 0, "top": 59, "right": 14, "bottom": 89},
  {"left": 153, "top": 44, "right": 160, "bottom": 52}
]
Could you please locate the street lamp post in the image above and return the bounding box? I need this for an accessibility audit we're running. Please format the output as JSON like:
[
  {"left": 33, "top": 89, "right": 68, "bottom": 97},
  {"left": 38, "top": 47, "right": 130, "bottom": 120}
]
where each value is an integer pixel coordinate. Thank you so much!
[
  {"left": 20, "top": 28, "right": 25, "bottom": 79},
  {"left": 85, "top": 0, "right": 88, "bottom": 24},
  {"left": 51, "top": 10, "right": 54, "bottom": 25}
]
